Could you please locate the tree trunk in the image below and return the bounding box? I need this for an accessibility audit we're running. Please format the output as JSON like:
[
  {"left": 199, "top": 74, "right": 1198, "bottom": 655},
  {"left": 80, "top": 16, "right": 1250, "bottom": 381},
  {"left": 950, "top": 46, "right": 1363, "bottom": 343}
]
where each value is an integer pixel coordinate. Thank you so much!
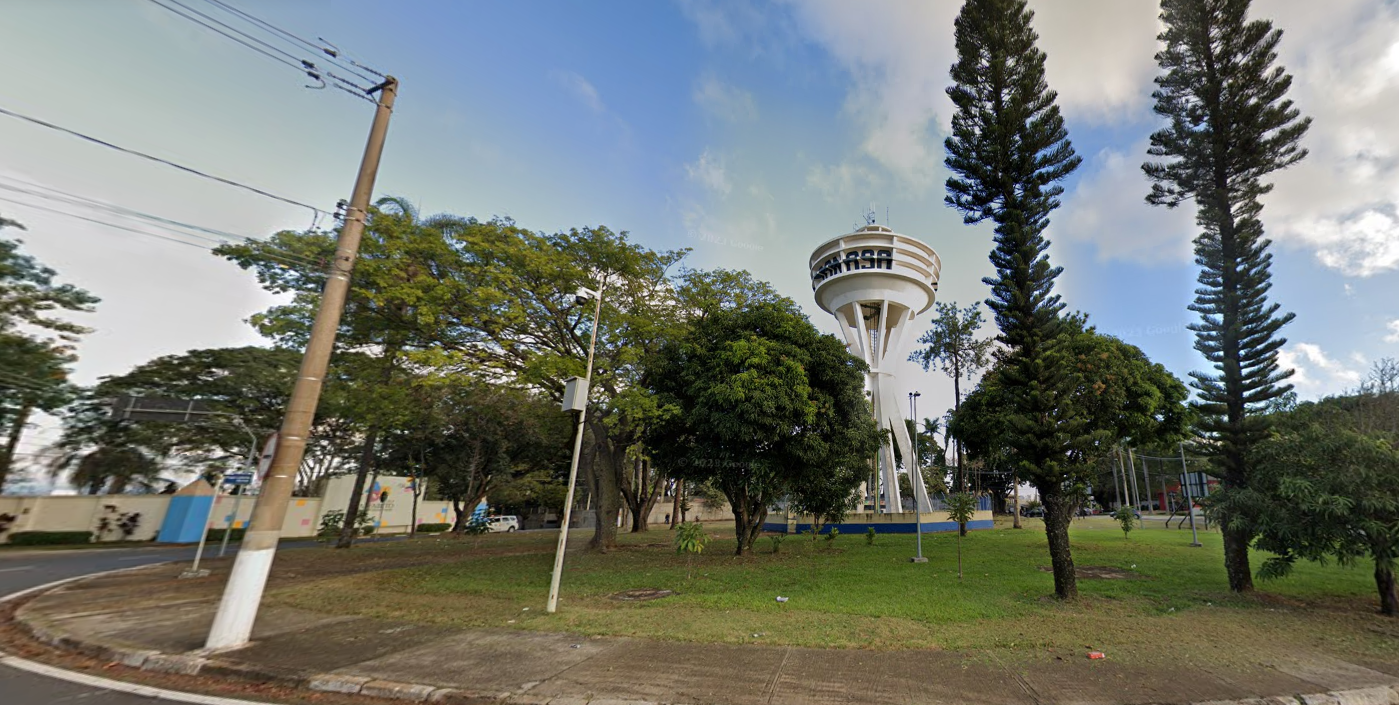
[
  {"left": 586, "top": 425, "right": 621, "bottom": 552},
  {"left": 1221, "top": 521, "right": 1254, "bottom": 592},
  {"left": 1041, "top": 488, "right": 1078, "bottom": 600},
  {"left": 1012, "top": 472, "right": 1022, "bottom": 529},
  {"left": 669, "top": 479, "right": 681, "bottom": 529},
  {"left": 728, "top": 497, "right": 766, "bottom": 556},
  {"left": 0, "top": 400, "right": 32, "bottom": 492},
  {"left": 336, "top": 427, "right": 379, "bottom": 549},
  {"left": 1376, "top": 561, "right": 1396, "bottom": 617},
  {"left": 451, "top": 498, "right": 467, "bottom": 532}
]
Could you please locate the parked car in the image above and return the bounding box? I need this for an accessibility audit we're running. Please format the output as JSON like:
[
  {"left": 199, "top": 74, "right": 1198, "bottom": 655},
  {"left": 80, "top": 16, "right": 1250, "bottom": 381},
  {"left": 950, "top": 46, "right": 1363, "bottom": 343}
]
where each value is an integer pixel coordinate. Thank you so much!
[
  {"left": 486, "top": 515, "right": 519, "bottom": 533},
  {"left": 1020, "top": 505, "right": 1045, "bottom": 518}
]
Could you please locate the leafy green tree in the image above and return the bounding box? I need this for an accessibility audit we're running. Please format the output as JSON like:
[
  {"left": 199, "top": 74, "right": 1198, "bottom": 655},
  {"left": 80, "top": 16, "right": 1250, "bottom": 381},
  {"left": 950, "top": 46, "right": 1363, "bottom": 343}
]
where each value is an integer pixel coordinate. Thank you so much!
[
  {"left": 53, "top": 346, "right": 365, "bottom": 494},
  {"left": 0, "top": 334, "right": 77, "bottom": 490},
  {"left": 645, "top": 300, "right": 881, "bottom": 554},
  {"left": 1248, "top": 404, "right": 1399, "bottom": 615},
  {"left": 0, "top": 220, "right": 99, "bottom": 342},
  {"left": 944, "top": 0, "right": 1084, "bottom": 598},
  {"left": 219, "top": 197, "right": 473, "bottom": 547},
  {"left": 909, "top": 301, "right": 994, "bottom": 490},
  {"left": 1143, "top": 0, "right": 1311, "bottom": 593},
  {"left": 0, "top": 217, "right": 96, "bottom": 490},
  {"left": 950, "top": 321, "right": 1191, "bottom": 590},
  {"left": 1113, "top": 505, "right": 1137, "bottom": 539}
]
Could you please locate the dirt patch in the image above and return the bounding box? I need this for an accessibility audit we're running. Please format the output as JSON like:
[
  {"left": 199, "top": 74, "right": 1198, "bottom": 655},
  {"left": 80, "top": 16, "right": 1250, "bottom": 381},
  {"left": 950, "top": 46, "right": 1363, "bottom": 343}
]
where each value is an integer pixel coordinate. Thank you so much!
[
  {"left": 1038, "top": 565, "right": 1147, "bottom": 580},
  {"left": 609, "top": 588, "right": 675, "bottom": 602}
]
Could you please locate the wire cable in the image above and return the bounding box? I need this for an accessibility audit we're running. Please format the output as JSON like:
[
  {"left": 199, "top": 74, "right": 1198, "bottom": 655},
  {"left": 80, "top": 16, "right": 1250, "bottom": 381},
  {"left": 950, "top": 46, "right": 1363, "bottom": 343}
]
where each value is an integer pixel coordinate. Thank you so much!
[
  {"left": 147, "top": 0, "right": 306, "bottom": 74},
  {"left": 0, "top": 182, "right": 326, "bottom": 271},
  {"left": 200, "top": 0, "right": 384, "bottom": 82},
  {"left": 0, "top": 105, "right": 329, "bottom": 217},
  {"left": 0, "top": 195, "right": 323, "bottom": 273}
]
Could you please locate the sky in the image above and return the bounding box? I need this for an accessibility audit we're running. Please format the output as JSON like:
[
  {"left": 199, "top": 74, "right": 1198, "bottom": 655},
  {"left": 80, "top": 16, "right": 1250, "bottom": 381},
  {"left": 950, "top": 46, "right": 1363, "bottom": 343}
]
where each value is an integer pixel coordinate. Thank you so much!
[{"left": 2, "top": 1, "right": 1397, "bottom": 485}]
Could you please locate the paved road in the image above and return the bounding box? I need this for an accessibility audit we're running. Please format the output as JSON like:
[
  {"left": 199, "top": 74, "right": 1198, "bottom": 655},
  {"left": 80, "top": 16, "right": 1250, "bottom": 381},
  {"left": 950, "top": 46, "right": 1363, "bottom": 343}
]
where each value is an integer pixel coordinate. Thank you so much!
[
  {"left": 0, "top": 544, "right": 223, "bottom": 704},
  {"left": 0, "top": 538, "right": 399, "bottom": 704}
]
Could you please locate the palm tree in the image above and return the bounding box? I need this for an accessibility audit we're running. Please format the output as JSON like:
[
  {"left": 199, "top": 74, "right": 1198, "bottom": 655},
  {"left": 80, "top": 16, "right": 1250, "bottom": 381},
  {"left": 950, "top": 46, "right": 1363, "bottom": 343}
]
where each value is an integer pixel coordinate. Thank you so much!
[{"left": 49, "top": 446, "right": 163, "bottom": 495}]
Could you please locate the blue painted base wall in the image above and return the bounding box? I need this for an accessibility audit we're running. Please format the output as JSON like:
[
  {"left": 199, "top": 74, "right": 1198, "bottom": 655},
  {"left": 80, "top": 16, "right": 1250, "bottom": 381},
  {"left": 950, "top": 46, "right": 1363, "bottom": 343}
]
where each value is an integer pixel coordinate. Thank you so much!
[
  {"left": 762, "top": 519, "right": 995, "bottom": 535},
  {"left": 156, "top": 495, "right": 213, "bottom": 543}
]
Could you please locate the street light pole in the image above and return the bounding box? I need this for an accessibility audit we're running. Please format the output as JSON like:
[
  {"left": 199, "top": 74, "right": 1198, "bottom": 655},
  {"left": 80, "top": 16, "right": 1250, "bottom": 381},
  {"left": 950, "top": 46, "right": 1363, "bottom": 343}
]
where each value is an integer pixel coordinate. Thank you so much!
[
  {"left": 909, "top": 392, "right": 926, "bottom": 563},
  {"left": 547, "top": 283, "right": 605, "bottom": 614}
]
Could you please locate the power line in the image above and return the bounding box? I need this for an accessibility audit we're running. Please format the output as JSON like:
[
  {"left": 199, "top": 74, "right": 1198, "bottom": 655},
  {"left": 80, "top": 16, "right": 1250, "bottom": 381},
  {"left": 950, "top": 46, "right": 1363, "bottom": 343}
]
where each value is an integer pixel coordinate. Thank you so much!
[
  {"left": 0, "top": 177, "right": 325, "bottom": 270},
  {"left": 148, "top": 0, "right": 306, "bottom": 74},
  {"left": 0, "top": 195, "right": 322, "bottom": 273},
  {"left": 0, "top": 105, "right": 329, "bottom": 217},
  {"left": 200, "top": 0, "right": 384, "bottom": 83}
]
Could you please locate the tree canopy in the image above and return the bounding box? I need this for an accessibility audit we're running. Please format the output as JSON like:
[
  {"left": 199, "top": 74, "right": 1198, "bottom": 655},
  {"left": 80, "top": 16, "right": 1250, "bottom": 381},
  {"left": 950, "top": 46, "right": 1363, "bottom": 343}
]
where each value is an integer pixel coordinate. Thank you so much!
[{"left": 645, "top": 299, "right": 880, "bottom": 554}]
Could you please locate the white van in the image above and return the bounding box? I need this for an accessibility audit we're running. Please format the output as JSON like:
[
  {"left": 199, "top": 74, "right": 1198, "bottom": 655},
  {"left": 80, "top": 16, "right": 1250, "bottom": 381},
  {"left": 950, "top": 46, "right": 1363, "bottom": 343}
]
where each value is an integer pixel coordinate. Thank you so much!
[{"left": 486, "top": 515, "right": 519, "bottom": 533}]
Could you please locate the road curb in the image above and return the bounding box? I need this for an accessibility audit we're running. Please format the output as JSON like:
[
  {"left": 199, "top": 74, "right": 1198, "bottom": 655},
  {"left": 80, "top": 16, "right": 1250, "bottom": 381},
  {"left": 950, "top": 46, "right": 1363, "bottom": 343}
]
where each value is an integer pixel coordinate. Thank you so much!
[{"left": 5, "top": 567, "right": 1398, "bottom": 705}]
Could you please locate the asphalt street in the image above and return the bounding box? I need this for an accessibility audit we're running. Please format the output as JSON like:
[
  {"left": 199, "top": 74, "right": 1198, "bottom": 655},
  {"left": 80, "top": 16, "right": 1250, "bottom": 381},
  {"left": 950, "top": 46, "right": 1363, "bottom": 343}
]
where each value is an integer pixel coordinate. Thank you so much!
[{"left": 0, "top": 538, "right": 377, "bottom": 705}]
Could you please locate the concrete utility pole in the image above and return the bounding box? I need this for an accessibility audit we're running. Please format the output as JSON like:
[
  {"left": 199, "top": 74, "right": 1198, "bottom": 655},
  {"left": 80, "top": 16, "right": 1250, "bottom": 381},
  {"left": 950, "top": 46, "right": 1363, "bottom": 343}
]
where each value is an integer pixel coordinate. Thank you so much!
[{"left": 206, "top": 77, "right": 398, "bottom": 651}]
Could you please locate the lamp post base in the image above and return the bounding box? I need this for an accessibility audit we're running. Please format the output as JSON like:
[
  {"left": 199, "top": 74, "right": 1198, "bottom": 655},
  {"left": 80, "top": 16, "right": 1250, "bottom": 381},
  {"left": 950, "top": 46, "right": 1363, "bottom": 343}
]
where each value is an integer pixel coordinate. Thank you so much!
[{"left": 909, "top": 556, "right": 928, "bottom": 563}]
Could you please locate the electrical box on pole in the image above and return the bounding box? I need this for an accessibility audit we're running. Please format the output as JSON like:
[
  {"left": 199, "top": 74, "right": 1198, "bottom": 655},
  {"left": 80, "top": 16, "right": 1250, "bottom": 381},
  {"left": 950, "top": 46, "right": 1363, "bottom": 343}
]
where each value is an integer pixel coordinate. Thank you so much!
[{"left": 562, "top": 376, "right": 589, "bottom": 413}]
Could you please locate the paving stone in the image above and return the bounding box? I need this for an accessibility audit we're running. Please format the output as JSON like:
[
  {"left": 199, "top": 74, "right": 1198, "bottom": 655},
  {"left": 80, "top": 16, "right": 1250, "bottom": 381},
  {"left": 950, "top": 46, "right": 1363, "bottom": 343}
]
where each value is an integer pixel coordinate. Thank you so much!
[{"left": 361, "top": 679, "right": 438, "bottom": 702}]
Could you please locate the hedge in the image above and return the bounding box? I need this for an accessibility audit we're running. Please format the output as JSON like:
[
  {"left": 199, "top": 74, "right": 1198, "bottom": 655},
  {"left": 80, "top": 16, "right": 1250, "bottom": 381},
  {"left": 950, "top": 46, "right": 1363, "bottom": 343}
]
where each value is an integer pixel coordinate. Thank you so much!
[
  {"left": 416, "top": 523, "right": 450, "bottom": 533},
  {"left": 205, "top": 528, "right": 245, "bottom": 542},
  {"left": 8, "top": 531, "right": 93, "bottom": 546}
]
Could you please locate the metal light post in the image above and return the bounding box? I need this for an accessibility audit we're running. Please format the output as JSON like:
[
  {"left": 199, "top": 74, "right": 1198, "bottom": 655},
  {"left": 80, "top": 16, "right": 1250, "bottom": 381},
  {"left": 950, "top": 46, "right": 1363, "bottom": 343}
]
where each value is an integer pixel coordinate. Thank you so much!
[
  {"left": 547, "top": 283, "right": 605, "bottom": 614},
  {"left": 908, "top": 392, "right": 926, "bottom": 563},
  {"left": 1179, "top": 442, "right": 1202, "bottom": 547}
]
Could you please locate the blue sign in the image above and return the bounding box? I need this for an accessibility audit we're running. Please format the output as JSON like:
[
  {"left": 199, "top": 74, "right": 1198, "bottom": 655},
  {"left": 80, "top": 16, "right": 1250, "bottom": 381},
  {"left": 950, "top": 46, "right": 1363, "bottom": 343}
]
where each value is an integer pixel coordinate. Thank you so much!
[{"left": 223, "top": 473, "right": 253, "bottom": 486}]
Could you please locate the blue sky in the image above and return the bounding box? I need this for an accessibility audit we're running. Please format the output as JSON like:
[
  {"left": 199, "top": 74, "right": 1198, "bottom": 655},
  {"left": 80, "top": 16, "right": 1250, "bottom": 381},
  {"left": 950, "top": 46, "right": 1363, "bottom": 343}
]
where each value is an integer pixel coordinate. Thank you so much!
[{"left": 2, "top": 1, "right": 1397, "bottom": 467}]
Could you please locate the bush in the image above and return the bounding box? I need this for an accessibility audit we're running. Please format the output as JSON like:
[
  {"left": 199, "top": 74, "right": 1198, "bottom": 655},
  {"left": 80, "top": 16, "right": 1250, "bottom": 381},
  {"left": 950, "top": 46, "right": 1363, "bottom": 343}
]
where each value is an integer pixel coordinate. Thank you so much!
[
  {"left": 9, "top": 531, "right": 93, "bottom": 546},
  {"left": 770, "top": 533, "right": 785, "bottom": 554},
  {"left": 1113, "top": 505, "right": 1136, "bottom": 539},
  {"left": 206, "top": 528, "right": 245, "bottom": 542},
  {"left": 318, "top": 509, "right": 374, "bottom": 539},
  {"left": 416, "top": 523, "right": 450, "bottom": 534},
  {"left": 824, "top": 527, "right": 840, "bottom": 546},
  {"left": 865, "top": 526, "right": 877, "bottom": 546}
]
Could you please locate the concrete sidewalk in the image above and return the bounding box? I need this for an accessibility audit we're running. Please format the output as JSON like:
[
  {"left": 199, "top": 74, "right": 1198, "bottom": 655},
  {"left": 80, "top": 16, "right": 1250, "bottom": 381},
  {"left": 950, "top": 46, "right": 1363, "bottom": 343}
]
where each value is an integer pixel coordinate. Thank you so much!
[{"left": 12, "top": 564, "right": 1399, "bottom": 705}]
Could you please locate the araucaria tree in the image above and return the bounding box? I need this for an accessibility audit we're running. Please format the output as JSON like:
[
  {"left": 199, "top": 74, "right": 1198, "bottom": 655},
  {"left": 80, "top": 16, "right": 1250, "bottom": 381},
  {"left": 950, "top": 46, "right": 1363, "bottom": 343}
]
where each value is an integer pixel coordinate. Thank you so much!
[
  {"left": 944, "top": 0, "right": 1084, "bottom": 598},
  {"left": 1143, "top": 0, "right": 1311, "bottom": 593}
]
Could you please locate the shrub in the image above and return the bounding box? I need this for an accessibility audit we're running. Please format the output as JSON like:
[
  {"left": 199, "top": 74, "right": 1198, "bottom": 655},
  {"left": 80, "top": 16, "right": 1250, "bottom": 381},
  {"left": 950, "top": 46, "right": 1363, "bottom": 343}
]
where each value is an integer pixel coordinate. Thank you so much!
[
  {"left": 675, "top": 522, "right": 709, "bottom": 579},
  {"left": 9, "top": 531, "right": 93, "bottom": 546},
  {"left": 416, "top": 523, "right": 450, "bottom": 534},
  {"left": 318, "top": 509, "right": 374, "bottom": 539},
  {"left": 460, "top": 515, "right": 489, "bottom": 536},
  {"left": 866, "top": 526, "right": 877, "bottom": 545},
  {"left": 769, "top": 533, "right": 785, "bottom": 554},
  {"left": 206, "top": 528, "right": 245, "bottom": 542},
  {"left": 1113, "top": 505, "right": 1136, "bottom": 539},
  {"left": 0, "top": 512, "right": 16, "bottom": 538},
  {"left": 824, "top": 527, "right": 840, "bottom": 547}
]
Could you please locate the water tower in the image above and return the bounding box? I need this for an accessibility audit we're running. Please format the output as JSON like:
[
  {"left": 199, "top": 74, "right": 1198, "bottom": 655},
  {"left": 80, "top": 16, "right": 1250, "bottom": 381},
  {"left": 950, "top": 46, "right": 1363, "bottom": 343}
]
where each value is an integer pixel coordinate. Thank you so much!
[{"left": 810, "top": 223, "right": 941, "bottom": 513}]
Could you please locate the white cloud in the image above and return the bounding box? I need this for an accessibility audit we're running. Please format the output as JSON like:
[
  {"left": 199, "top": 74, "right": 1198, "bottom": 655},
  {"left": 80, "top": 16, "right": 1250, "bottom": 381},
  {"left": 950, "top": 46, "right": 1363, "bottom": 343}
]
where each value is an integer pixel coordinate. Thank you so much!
[
  {"left": 685, "top": 149, "right": 731, "bottom": 196},
  {"left": 680, "top": 200, "right": 771, "bottom": 252},
  {"left": 1053, "top": 142, "right": 1195, "bottom": 265},
  {"left": 1032, "top": 1, "right": 1162, "bottom": 124},
  {"left": 693, "top": 74, "right": 757, "bottom": 122},
  {"left": 1278, "top": 342, "right": 1363, "bottom": 397},
  {"left": 805, "top": 161, "right": 881, "bottom": 204},
  {"left": 551, "top": 70, "right": 605, "bottom": 113},
  {"left": 1385, "top": 319, "right": 1399, "bottom": 343}
]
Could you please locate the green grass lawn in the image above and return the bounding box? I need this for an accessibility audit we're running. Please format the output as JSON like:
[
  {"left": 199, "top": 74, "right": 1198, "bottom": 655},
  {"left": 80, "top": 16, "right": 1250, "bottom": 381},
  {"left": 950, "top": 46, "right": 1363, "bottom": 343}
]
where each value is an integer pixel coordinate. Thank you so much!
[{"left": 267, "top": 518, "right": 1399, "bottom": 668}]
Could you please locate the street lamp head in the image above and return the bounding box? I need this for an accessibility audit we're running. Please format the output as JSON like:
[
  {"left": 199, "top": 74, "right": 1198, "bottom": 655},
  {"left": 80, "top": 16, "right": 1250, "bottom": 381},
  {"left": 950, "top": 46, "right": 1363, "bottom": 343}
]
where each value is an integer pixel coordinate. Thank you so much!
[{"left": 573, "top": 287, "right": 599, "bottom": 306}]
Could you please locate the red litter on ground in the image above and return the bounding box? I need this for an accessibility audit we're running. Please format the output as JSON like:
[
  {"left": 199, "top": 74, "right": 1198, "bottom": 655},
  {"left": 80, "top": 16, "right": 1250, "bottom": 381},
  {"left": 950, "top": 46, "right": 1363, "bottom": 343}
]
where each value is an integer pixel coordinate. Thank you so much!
[{"left": 1088, "top": 651, "right": 1106, "bottom": 660}]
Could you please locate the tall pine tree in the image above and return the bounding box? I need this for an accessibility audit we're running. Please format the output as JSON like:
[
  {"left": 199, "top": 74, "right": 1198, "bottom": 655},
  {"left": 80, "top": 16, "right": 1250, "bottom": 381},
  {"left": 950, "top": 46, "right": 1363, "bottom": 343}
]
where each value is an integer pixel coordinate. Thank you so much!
[
  {"left": 944, "top": 0, "right": 1085, "bottom": 598},
  {"left": 1143, "top": 0, "right": 1310, "bottom": 592}
]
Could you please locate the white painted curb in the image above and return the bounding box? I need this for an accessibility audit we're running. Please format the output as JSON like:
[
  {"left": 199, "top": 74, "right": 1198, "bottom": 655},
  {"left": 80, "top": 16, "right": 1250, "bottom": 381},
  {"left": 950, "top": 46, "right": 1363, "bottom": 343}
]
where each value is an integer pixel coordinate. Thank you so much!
[{"left": 0, "top": 561, "right": 277, "bottom": 705}]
